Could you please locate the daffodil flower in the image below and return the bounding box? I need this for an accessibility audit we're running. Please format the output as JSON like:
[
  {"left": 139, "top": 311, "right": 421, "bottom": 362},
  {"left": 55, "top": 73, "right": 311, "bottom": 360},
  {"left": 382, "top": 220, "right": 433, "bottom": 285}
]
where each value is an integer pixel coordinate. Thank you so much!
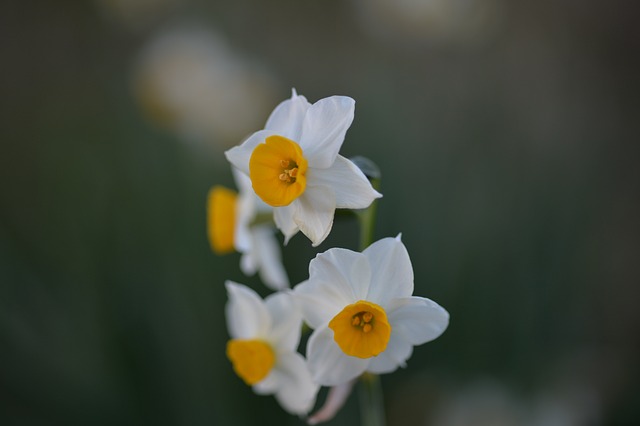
[
  {"left": 225, "top": 281, "right": 319, "bottom": 415},
  {"left": 225, "top": 90, "right": 382, "bottom": 246},
  {"left": 293, "top": 236, "right": 449, "bottom": 386},
  {"left": 207, "top": 169, "right": 289, "bottom": 290}
]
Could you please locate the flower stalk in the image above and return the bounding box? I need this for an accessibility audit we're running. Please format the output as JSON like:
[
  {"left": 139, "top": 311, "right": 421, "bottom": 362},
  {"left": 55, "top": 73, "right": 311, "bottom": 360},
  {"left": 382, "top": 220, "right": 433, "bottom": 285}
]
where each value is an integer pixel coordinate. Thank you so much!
[
  {"left": 359, "top": 373, "right": 386, "bottom": 426},
  {"left": 352, "top": 156, "right": 381, "bottom": 252},
  {"left": 355, "top": 158, "right": 386, "bottom": 426}
]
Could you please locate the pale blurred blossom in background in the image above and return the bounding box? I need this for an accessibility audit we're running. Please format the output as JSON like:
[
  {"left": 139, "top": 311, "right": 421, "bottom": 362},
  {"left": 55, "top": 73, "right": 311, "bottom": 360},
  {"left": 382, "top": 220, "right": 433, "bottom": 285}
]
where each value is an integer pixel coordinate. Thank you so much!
[{"left": 133, "top": 26, "right": 280, "bottom": 152}]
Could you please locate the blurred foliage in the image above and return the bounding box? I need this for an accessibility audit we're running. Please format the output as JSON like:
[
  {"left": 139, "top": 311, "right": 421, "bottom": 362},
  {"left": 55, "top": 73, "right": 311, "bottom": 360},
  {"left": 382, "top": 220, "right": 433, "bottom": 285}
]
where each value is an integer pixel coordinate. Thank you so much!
[{"left": 1, "top": 0, "right": 639, "bottom": 425}]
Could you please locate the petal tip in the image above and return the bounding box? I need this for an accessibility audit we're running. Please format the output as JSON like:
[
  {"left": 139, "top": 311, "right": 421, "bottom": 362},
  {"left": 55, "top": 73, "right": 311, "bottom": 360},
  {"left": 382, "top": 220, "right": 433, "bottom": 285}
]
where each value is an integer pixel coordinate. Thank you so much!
[{"left": 224, "top": 280, "right": 238, "bottom": 292}]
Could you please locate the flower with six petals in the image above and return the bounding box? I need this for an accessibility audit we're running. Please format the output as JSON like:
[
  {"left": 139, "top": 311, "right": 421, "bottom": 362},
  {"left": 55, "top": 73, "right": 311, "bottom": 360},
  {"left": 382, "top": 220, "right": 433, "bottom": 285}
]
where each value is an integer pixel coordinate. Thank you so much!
[
  {"left": 293, "top": 235, "right": 449, "bottom": 386},
  {"left": 225, "top": 90, "right": 382, "bottom": 246}
]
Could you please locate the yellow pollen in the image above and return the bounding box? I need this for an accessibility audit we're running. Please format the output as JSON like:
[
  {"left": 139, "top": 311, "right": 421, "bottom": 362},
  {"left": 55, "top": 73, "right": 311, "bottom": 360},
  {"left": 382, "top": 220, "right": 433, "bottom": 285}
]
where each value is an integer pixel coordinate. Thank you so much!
[
  {"left": 207, "top": 186, "right": 237, "bottom": 254},
  {"left": 329, "top": 300, "right": 392, "bottom": 359},
  {"left": 249, "top": 135, "right": 308, "bottom": 207},
  {"left": 226, "top": 339, "right": 275, "bottom": 386}
]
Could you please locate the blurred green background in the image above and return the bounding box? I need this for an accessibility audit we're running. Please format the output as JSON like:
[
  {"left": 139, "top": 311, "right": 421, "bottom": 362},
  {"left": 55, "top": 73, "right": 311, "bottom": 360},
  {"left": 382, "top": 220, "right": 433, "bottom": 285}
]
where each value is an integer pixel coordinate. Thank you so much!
[{"left": 1, "top": 0, "right": 638, "bottom": 425}]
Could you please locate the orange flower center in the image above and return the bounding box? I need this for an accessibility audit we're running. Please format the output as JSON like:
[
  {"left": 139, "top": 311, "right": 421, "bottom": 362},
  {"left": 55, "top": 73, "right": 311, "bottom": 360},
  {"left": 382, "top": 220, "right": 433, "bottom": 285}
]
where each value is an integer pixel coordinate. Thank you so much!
[
  {"left": 226, "top": 339, "right": 275, "bottom": 385},
  {"left": 328, "top": 300, "right": 391, "bottom": 359},
  {"left": 207, "top": 186, "right": 237, "bottom": 254},
  {"left": 249, "top": 135, "right": 308, "bottom": 207}
]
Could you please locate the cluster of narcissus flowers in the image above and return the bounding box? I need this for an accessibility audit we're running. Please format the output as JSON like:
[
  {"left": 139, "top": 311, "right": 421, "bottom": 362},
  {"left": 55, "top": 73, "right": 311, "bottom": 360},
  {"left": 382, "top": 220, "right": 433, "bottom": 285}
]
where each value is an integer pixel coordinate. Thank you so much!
[{"left": 208, "top": 90, "right": 449, "bottom": 420}]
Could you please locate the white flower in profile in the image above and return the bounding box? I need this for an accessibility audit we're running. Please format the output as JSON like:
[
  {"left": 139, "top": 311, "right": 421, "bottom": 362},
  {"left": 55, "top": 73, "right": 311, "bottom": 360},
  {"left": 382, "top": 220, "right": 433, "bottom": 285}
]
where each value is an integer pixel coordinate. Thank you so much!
[
  {"left": 293, "top": 235, "right": 449, "bottom": 386},
  {"left": 225, "top": 282, "right": 319, "bottom": 415},
  {"left": 207, "top": 168, "right": 289, "bottom": 290},
  {"left": 225, "top": 90, "right": 382, "bottom": 247}
]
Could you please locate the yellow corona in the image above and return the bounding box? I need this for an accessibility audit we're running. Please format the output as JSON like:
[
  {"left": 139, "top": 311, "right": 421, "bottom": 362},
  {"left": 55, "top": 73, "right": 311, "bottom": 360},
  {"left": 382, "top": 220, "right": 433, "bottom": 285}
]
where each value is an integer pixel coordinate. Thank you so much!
[
  {"left": 249, "top": 135, "right": 308, "bottom": 207},
  {"left": 226, "top": 339, "right": 276, "bottom": 385},
  {"left": 329, "top": 300, "right": 391, "bottom": 358},
  {"left": 207, "top": 186, "right": 237, "bottom": 254}
]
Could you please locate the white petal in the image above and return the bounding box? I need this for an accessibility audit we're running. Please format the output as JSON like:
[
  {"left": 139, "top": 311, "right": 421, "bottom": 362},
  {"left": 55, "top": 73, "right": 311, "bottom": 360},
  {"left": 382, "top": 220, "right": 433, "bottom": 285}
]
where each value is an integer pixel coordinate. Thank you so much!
[
  {"left": 294, "top": 279, "right": 348, "bottom": 330},
  {"left": 273, "top": 204, "right": 299, "bottom": 244},
  {"left": 233, "top": 163, "right": 257, "bottom": 251},
  {"left": 252, "top": 226, "right": 290, "bottom": 290},
  {"left": 271, "top": 352, "right": 319, "bottom": 415},
  {"left": 294, "top": 248, "right": 371, "bottom": 328},
  {"left": 366, "top": 332, "right": 413, "bottom": 374},
  {"left": 253, "top": 369, "right": 279, "bottom": 395},
  {"left": 265, "top": 91, "right": 311, "bottom": 141},
  {"left": 224, "top": 281, "right": 271, "bottom": 339},
  {"left": 308, "top": 247, "right": 371, "bottom": 302},
  {"left": 234, "top": 191, "right": 255, "bottom": 253},
  {"left": 387, "top": 296, "right": 449, "bottom": 345},
  {"left": 294, "top": 247, "right": 369, "bottom": 329},
  {"left": 299, "top": 96, "right": 355, "bottom": 169},
  {"left": 308, "top": 155, "right": 382, "bottom": 209},
  {"left": 307, "top": 326, "right": 369, "bottom": 386},
  {"left": 239, "top": 251, "right": 258, "bottom": 276},
  {"left": 232, "top": 166, "right": 254, "bottom": 197},
  {"left": 363, "top": 237, "right": 414, "bottom": 305},
  {"left": 294, "top": 185, "right": 336, "bottom": 247},
  {"left": 225, "top": 129, "right": 277, "bottom": 175},
  {"left": 264, "top": 291, "right": 301, "bottom": 352}
]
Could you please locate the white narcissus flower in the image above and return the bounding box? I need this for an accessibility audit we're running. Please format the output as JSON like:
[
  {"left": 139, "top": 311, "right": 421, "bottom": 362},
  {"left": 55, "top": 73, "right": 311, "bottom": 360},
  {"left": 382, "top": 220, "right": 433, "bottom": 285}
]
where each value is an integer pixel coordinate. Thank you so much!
[
  {"left": 293, "top": 235, "right": 449, "bottom": 386},
  {"left": 207, "top": 169, "right": 289, "bottom": 290},
  {"left": 225, "top": 282, "right": 319, "bottom": 415},
  {"left": 225, "top": 90, "right": 382, "bottom": 247}
]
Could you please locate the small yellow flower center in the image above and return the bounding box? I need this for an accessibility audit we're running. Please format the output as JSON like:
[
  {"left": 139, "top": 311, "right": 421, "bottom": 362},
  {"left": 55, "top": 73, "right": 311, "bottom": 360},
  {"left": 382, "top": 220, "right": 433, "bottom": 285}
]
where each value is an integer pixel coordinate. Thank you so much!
[
  {"left": 249, "top": 135, "right": 308, "bottom": 207},
  {"left": 226, "top": 339, "right": 275, "bottom": 386},
  {"left": 328, "top": 300, "right": 391, "bottom": 359},
  {"left": 207, "top": 186, "right": 237, "bottom": 254}
]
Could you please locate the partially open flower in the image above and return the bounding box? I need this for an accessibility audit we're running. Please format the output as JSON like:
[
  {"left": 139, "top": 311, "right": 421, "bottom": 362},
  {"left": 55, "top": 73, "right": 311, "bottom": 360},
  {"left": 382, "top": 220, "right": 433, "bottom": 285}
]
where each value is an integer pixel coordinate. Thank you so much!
[
  {"left": 294, "top": 236, "right": 449, "bottom": 386},
  {"left": 225, "top": 282, "right": 318, "bottom": 414},
  {"left": 225, "top": 90, "right": 382, "bottom": 246}
]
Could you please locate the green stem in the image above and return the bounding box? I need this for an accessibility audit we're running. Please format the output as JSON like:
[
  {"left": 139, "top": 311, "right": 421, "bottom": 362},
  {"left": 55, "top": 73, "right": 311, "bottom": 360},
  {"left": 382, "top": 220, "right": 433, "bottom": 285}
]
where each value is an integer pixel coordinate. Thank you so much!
[
  {"left": 356, "top": 178, "right": 380, "bottom": 251},
  {"left": 353, "top": 157, "right": 385, "bottom": 426},
  {"left": 358, "top": 373, "right": 386, "bottom": 426},
  {"left": 351, "top": 155, "right": 381, "bottom": 251}
]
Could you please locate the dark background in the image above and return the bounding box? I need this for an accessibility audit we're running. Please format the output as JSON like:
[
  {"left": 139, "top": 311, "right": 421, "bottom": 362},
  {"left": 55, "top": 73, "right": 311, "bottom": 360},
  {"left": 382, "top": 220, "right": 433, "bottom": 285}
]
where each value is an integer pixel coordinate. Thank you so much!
[{"left": 1, "top": 0, "right": 638, "bottom": 424}]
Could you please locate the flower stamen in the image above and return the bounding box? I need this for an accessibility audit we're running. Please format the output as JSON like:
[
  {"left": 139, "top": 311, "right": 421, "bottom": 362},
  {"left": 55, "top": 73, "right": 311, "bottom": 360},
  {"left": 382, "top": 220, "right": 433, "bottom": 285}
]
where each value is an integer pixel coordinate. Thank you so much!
[{"left": 278, "top": 161, "right": 299, "bottom": 183}]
